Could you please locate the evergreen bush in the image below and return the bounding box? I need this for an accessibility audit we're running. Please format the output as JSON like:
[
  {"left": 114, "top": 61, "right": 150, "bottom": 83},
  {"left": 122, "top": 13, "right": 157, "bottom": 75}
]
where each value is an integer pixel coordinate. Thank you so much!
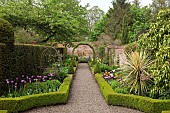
[{"left": 0, "top": 18, "right": 14, "bottom": 45}]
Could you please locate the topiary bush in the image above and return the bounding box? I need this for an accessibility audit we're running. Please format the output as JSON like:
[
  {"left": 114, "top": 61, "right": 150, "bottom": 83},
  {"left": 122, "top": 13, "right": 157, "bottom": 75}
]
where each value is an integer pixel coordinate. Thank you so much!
[{"left": 0, "top": 18, "right": 14, "bottom": 45}]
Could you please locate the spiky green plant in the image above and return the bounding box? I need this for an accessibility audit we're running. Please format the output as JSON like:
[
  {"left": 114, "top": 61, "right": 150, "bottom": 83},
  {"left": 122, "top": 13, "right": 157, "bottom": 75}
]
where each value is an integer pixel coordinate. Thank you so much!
[{"left": 124, "top": 51, "right": 153, "bottom": 96}]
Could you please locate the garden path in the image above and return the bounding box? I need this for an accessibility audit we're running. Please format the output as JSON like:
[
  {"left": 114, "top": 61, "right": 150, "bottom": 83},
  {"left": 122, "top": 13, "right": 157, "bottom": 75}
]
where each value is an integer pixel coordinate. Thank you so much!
[{"left": 22, "top": 63, "right": 143, "bottom": 113}]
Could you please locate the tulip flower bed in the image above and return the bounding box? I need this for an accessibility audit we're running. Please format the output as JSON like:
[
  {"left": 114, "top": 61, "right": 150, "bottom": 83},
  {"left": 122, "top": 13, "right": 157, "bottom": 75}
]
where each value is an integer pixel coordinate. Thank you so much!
[
  {"left": 0, "top": 75, "right": 73, "bottom": 113},
  {"left": 2, "top": 74, "right": 62, "bottom": 98}
]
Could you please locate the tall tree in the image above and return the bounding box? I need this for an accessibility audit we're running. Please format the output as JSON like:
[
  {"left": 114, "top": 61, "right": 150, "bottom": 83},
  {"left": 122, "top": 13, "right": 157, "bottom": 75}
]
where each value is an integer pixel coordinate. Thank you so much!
[
  {"left": 89, "top": 15, "right": 106, "bottom": 41},
  {"left": 86, "top": 6, "right": 104, "bottom": 32},
  {"left": 105, "top": 0, "right": 131, "bottom": 44},
  {"left": 128, "top": 5, "right": 152, "bottom": 42},
  {"left": 132, "top": 0, "right": 140, "bottom": 7},
  {"left": 151, "top": 0, "right": 170, "bottom": 14},
  {"left": 0, "top": 0, "right": 89, "bottom": 43}
]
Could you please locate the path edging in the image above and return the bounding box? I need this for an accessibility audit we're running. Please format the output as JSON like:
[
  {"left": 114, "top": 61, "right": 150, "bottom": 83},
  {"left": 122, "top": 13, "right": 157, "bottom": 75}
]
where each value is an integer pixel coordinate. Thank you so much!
[
  {"left": 0, "top": 75, "right": 73, "bottom": 113},
  {"left": 94, "top": 73, "right": 170, "bottom": 113}
]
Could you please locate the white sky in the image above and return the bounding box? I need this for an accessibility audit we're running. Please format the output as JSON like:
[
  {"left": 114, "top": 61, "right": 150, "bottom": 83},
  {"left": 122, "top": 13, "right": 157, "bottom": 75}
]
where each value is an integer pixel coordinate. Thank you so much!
[{"left": 80, "top": 0, "right": 153, "bottom": 13}]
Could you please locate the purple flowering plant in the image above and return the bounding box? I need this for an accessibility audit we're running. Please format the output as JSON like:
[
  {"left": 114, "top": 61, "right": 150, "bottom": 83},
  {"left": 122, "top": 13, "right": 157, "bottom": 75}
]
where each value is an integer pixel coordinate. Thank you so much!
[{"left": 4, "top": 73, "right": 61, "bottom": 98}]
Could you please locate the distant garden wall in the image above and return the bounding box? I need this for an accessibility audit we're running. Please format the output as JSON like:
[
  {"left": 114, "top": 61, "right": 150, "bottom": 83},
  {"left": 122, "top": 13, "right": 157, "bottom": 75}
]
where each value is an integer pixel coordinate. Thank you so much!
[{"left": 0, "top": 44, "right": 65, "bottom": 96}]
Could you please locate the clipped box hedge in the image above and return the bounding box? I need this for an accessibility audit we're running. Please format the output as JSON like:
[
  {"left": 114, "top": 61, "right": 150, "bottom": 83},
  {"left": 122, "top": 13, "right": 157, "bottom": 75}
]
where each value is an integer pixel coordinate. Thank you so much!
[
  {"left": 162, "top": 111, "right": 170, "bottom": 113},
  {"left": 0, "top": 75, "right": 73, "bottom": 113},
  {"left": 0, "top": 110, "right": 8, "bottom": 113},
  {"left": 95, "top": 73, "right": 170, "bottom": 113}
]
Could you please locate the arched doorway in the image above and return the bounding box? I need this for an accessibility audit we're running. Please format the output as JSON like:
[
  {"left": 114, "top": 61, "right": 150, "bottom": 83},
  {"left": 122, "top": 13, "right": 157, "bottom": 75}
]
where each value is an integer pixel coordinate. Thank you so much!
[{"left": 72, "top": 43, "right": 96, "bottom": 62}]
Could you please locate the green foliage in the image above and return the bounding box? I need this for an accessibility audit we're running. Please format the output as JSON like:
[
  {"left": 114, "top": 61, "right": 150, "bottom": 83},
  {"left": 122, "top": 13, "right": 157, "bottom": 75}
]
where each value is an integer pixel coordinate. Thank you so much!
[
  {"left": 0, "top": 75, "right": 73, "bottom": 113},
  {"left": 95, "top": 73, "right": 170, "bottom": 113},
  {"left": 0, "top": 0, "right": 89, "bottom": 43},
  {"left": 124, "top": 51, "right": 153, "bottom": 96},
  {"left": 59, "top": 67, "right": 68, "bottom": 82},
  {"left": 152, "top": 0, "right": 170, "bottom": 14},
  {"left": 15, "top": 28, "right": 42, "bottom": 44},
  {"left": 94, "top": 62, "right": 101, "bottom": 74},
  {"left": 105, "top": 0, "right": 131, "bottom": 44},
  {"left": 138, "top": 9, "right": 170, "bottom": 99},
  {"left": 94, "top": 62, "right": 112, "bottom": 74},
  {"left": 4, "top": 79, "right": 61, "bottom": 98},
  {"left": 128, "top": 5, "right": 151, "bottom": 43},
  {"left": 95, "top": 74, "right": 113, "bottom": 102},
  {"left": 0, "top": 18, "right": 14, "bottom": 45},
  {"left": 111, "top": 80, "right": 121, "bottom": 89},
  {"left": 68, "top": 63, "right": 74, "bottom": 74},
  {"left": 99, "top": 46, "right": 105, "bottom": 63},
  {"left": 104, "top": 1, "right": 152, "bottom": 44},
  {"left": 124, "top": 42, "right": 138, "bottom": 54},
  {"left": 86, "top": 6, "right": 104, "bottom": 32},
  {"left": 111, "top": 80, "right": 128, "bottom": 94},
  {"left": 0, "top": 44, "right": 57, "bottom": 96},
  {"left": 89, "top": 15, "right": 106, "bottom": 41}
]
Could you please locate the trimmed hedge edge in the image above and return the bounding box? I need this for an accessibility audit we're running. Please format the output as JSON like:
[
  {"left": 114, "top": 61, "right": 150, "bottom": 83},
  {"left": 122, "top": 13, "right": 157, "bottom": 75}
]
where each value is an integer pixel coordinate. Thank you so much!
[
  {"left": 0, "top": 75, "right": 73, "bottom": 113},
  {"left": 95, "top": 73, "right": 170, "bottom": 113},
  {"left": 0, "top": 110, "right": 8, "bottom": 113},
  {"left": 162, "top": 111, "right": 170, "bottom": 113}
]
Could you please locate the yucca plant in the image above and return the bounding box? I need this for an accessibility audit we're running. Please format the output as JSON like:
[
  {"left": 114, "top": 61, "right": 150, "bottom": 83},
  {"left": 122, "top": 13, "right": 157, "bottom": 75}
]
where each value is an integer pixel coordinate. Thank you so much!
[{"left": 124, "top": 51, "right": 153, "bottom": 96}]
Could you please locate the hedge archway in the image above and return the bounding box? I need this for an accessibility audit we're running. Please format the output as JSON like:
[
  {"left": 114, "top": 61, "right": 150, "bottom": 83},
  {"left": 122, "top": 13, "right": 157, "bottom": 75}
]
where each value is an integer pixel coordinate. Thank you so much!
[{"left": 72, "top": 43, "right": 96, "bottom": 62}]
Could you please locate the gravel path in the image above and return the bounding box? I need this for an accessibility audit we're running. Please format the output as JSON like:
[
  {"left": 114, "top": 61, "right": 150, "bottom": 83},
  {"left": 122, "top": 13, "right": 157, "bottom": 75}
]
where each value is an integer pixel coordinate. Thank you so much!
[{"left": 22, "top": 63, "right": 143, "bottom": 113}]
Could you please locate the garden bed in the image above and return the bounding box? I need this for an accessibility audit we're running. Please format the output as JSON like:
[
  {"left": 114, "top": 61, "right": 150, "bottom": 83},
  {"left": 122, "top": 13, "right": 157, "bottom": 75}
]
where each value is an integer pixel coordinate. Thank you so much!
[
  {"left": 94, "top": 73, "right": 170, "bottom": 113},
  {"left": 0, "top": 75, "right": 73, "bottom": 113}
]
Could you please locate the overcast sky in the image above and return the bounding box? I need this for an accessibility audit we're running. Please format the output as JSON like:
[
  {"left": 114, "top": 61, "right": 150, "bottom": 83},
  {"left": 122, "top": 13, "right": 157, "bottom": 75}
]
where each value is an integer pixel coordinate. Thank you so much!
[{"left": 80, "top": 0, "right": 153, "bottom": 13}]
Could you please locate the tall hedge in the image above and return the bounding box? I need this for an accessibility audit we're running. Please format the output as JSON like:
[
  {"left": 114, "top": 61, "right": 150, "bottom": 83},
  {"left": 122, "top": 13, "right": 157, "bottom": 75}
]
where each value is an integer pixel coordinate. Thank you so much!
[{"left": 0, "top": 44, "right": 65, "bottom": 96}]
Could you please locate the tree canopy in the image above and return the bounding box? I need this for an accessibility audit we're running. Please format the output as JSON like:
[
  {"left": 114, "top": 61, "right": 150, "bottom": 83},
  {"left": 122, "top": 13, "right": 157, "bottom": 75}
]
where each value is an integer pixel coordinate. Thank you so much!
[{"left": 0, "top": 0, "right": 89, "bottom": 44}]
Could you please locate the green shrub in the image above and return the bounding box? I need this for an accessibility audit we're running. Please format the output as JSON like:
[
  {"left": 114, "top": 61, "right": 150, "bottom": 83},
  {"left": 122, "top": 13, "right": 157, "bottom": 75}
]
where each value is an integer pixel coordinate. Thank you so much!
[
  {"left": 124, "top": 42, "right": 138, "bottom": 54},
  {"left": 0, "top": 75, "right": 73, "bottom": 113},
  {"left": 95, "top": 74, "right": 113, "bottom": 102},
  {"left": 72, "top": 60, "right": 77, "bottom": 67},
  {"left": 111, "top": 80, "right": 121, "bottom": 89},
  {"left": 68, "top": 63, "right": 74, "bottom": 74},
  {"left": 0, "top": 18, "right": 14, "bottom": 45},
  {"left": 78, "top": 57, "right": 88, "bottom": 63},
  {"left": 95, "top": 73, "right": 170, "bottom": 113},
  {"left": 59, "top": 67, "right": 68, "bottom": 82},
  {"left": 138, "top": 9, "right": 170, "bottom": 99},
  {"left": 99, "top": 64, "right": 112, "bottom": 72},
  {"left": 94, "top": 63, "right": 101, "bottom": 74}
]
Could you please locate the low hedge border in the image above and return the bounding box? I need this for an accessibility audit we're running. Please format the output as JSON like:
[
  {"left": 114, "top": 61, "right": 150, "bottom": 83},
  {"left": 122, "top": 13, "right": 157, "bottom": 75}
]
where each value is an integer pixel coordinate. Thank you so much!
[
  {"left": 0, "top": 110, "right": 8, "bottom": 113},
  {"left": 95, "top": 73, "right": 170, "bottom": 113},
  {"left": 162, "top": 111, "right": 170, "bottom": 113},
  {"left": 0, "top": 75, "right": 73, "bottom": 113}
]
